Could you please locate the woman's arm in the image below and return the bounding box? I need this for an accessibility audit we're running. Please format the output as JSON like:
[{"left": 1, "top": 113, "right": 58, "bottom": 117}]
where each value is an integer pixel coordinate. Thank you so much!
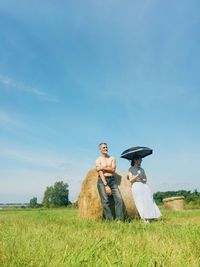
[
  {"left": 141, "top": 170, "right": 147, "bottom": 184},
  {"left": 128, "top": 170, "right": 139, "bottom": 184}
]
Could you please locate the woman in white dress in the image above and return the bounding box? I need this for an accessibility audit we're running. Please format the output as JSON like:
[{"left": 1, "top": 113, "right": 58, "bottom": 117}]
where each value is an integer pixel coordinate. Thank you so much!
[{"left": 128, "top": 157, "right": 162, "bottom": 224}]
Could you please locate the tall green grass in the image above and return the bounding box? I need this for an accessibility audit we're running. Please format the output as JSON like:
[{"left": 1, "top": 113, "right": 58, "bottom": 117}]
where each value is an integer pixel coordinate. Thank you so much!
[{"left": 0, "top": 208, "right": 200, "bottom": 267}]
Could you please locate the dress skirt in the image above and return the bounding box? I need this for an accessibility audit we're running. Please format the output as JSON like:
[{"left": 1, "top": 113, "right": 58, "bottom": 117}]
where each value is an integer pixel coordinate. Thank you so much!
[{"left": 132, "top": 182, "right": 162, "bottom": 219}]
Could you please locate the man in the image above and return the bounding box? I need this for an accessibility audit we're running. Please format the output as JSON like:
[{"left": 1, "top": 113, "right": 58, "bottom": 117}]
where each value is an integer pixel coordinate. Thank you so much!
[{"left": 96, "top": 143, "right": 124, "bottom": 221}]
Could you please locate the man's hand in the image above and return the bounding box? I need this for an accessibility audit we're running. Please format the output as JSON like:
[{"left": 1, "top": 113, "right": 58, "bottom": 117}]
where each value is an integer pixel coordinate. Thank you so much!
[{"left": 105, "top": 186, "right": 112, "bottom": 196}]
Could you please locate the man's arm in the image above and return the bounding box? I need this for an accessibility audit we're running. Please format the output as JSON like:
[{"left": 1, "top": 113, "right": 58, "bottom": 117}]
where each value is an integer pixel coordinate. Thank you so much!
[
  {"left": 96, "top": 159, "right": 107, "bottom": 185},
  {"left": 96, "top": 159, "right": 112, "bottom": 196},
  {"left": 101, "top": 157, "right": 116, "bottom": 174}
]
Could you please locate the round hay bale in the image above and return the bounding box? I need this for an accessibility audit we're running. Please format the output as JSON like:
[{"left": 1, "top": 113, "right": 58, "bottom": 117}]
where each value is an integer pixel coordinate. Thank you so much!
[
  {"left": 163, "top": 196, "right": 185, "bottom": 211},
  {"left": 78, "top": 168, "right": 138, "bottom": 220},
  {"left": 78, "top": 169, "right": 102, "bottom": 220}
]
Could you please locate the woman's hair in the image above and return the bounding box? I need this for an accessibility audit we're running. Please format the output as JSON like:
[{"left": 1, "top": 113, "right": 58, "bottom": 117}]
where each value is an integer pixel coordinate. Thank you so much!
[
  {"left": 131, "top": 160, "right": 135, "bottom": 167},
  {"left": 131, "top": 156, "right": 141, "bottom": 166}
]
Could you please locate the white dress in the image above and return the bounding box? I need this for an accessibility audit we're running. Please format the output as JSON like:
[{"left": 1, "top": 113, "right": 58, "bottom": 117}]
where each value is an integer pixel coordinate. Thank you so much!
[{"left": 129, "top": 166, "right": 162, "bottom": 220}]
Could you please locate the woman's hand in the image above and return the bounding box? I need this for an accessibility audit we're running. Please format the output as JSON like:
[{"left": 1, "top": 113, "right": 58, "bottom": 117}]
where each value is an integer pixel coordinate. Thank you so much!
[
  {"left": 141, "top": 179, "right": 147, "bottom": 184},
  {"left": 130, "top": 174, "right": 140, "bottom": 183}
]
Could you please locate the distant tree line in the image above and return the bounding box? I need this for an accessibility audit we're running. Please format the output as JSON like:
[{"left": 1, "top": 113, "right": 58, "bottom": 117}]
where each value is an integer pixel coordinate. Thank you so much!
[
  {"left": 29, "top": 182, "right": 200, "bottom": 208},
  {"left": 153, "top": 189, "right": 200, "bottom": 205},
  {"left": 29, "top": 181, "right": 70, "bottom": 208}
]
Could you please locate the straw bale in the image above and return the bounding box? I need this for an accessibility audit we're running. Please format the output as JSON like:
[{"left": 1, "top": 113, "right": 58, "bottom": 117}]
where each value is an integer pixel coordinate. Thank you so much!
[
  {"left": 78, "top": 169, "right": 102, "bottom": 220},
  {"left": 78, "top": 168, "right": 137, "bottom": 220},
  {"left": 163, "top": 196, "right": 185, "bottom": 211}
]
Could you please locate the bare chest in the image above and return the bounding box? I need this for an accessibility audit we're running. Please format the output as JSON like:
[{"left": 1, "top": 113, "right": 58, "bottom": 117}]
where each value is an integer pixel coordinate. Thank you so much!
[{"left": 99, "top": 157, "right": 113, "bottom": 168}]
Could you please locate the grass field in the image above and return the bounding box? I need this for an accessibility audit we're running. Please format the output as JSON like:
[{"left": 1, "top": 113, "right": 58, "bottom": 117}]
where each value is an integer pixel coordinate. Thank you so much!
[{"left": 0, "top": 208, "right": 200, "bottom": 267}]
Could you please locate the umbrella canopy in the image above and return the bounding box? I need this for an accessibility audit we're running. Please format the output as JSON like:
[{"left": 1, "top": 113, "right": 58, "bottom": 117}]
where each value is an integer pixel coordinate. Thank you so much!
[{"left": 120, "top": 146, "right": 153, "bottom": 161}]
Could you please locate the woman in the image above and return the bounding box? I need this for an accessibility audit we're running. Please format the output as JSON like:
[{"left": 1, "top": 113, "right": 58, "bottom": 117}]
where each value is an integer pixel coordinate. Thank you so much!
[{"left": 128, "top": 156, "right": 162, "bottom": 224}]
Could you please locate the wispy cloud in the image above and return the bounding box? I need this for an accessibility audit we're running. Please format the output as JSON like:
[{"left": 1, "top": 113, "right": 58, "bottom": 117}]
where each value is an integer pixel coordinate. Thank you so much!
[
  {"left": 0, "top": 144, "right": 67, "bottom": 170},
  {"left": 0, "top": 110, "right": 23, "bottom": 127},
  {"left": 0, "top": 167, "right": 84, "bottom": 202},
  {"left": 0, "top": 74, "right": 59, "bottom": 103},
  {"left": 0, "top": 143, "right": 90, "bottom": 202}
]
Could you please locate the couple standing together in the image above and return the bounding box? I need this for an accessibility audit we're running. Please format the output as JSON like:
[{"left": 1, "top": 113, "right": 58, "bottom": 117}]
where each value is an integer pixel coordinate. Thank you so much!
[{"left": 95, "top": 142, "right": 161, "bottom": 223}]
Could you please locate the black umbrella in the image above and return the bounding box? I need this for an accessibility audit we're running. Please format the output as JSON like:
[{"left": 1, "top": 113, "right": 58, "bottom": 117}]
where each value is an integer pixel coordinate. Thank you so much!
[{"left": 120, "top": 146, "right": 153, "bottom": 161}]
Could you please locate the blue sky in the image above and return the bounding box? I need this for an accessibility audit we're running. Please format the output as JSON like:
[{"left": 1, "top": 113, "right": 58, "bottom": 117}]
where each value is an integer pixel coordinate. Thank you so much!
[{"left": 0, "top": 0, "right": 200, "bottom": 203}]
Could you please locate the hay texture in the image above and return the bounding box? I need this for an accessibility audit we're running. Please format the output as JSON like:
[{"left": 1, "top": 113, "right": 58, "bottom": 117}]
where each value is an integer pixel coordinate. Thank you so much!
[
  {"left": 78, "top": 168, "right": 137, "bottom": 220},
  {"left": 163, "top": 196, "right": 185, "bottom": 211}
]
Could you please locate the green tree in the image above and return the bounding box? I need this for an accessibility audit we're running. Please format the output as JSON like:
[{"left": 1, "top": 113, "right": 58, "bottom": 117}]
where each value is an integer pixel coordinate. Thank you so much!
[
  {"left": 42, "top": 181, "right": 69, "bottom": 208},
  {"left": 29, "top": 197, "right": 38, "bottom": 208}
]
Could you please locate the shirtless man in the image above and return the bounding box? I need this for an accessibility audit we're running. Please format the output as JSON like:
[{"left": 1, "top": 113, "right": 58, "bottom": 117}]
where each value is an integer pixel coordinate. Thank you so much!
[{"left": 96, "top": 143, "right": 124, "bottom": 221}]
